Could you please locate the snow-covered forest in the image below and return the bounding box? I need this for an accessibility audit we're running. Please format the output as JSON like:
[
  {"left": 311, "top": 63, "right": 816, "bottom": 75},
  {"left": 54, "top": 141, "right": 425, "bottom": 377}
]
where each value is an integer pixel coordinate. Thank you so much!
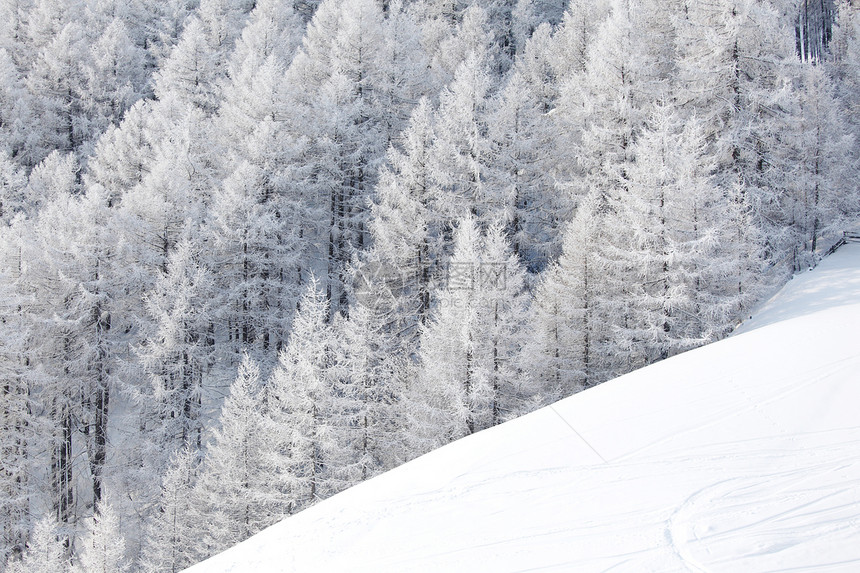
[{"left": 0, "top": 0, "right": 857, "bottom": 570}]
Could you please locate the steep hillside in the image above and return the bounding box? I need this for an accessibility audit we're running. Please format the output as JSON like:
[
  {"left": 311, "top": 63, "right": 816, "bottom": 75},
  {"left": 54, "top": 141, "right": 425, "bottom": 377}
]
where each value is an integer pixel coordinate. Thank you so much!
[{"left": 188, "top": 245, "right": 860, "bottom": 573}]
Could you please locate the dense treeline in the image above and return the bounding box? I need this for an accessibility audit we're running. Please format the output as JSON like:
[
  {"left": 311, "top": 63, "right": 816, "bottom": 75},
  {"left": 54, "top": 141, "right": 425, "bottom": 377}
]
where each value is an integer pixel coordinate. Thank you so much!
[{"left": 0, "top": 0, "right": 858, "bottom": 570}]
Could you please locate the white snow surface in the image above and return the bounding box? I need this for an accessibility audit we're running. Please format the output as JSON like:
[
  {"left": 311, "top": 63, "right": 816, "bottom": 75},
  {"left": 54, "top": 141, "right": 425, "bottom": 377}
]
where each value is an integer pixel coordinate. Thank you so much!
[{"left": 187, "top": 245, "right": 860, "bottom": 573}]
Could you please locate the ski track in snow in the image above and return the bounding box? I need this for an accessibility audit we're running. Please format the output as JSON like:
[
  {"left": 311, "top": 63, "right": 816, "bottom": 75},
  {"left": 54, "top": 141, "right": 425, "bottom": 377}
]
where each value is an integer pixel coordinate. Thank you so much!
[{"left": 188, "top": 245, "right": 860, "bottom": 573}]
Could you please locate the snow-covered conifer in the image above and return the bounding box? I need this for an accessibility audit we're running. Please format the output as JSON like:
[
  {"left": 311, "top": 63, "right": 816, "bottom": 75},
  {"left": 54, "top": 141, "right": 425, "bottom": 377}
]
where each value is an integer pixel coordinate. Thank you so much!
[
  {"left": 265, "top": 278, "right": 336, "bottom": 513},
  {"left": 75, "top": 499, "right": 129, "bottom": 573},
  {"left": 195, "top": 354, "right": 275, "bottom": 556},
  {"left": 5, "top": 517, "right": 68, "bottom": 573},
  {"left": 139, "top": 446, "right": 201, "bottom": 573}
]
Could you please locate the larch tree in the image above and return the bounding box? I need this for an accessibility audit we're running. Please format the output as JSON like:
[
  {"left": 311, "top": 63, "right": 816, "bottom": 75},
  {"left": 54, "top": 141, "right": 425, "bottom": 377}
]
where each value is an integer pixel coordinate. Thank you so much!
[
  {"left": 489, "top": 54, "right": 567, "bottom": 271},
  {"left": 77, "top": 17, "right": 147, "bottom": 157},
  {"left": 209, "top": 0, "right": 308, "bottom": 370},
  {"left": 74, "top": 499, "right": 129, "bottom": 573},
  {"left": 16, "top": 180, "right": 128, "bottom": 543},
  {"left": 617, "top": 103, "right": 738, "bottom": 367},
  {"left": 4, "top": 516, "right": 68, "bottom": 573},
  {"left": 511, "top": 0, "right": 566, "bottom": 56},
  {"left": 84, "top": 100, "right": 153, "bottom": 206},
  {"left": 0, "top": 152, "right": 27, "bottom": 223},
  {"left": 831, "top": 0, "right": 860, "bottom": 137},
  {"left": 138, "top": 235, "right": 214, "bottom": 461},
  {"left": 414, "top": 217, "right": 533, "bottom": 446},
  {"left": 430, "top": 50, "right": 496, "bottom": 226},
  {"left": 264, "top": 278, "right": 338, "bottom": 514},
  {"left": 0, "top": 216, "right": 37, "bottom": 566},
  {"left": 152, "top": 16, "right": 219, "bottom": 114},
  {"left": 676, "top": 0, "right": 797, "bottom": 292},
  {"left": 329, "top": 294, "right": 412, "bottom": 481},
  {"left": 194, "top": 354, "right": 276, "bottom": 558},
  {"left": 138, "top": 445, "right": 201, "bottom": 573},
  {"left": 364, "top": 98, "right": 439, "bottom": 345},
  {"left": 23, "top": 19, "right": 89, "bottom": 165},
  {"left": 0, "top": 48, "right": 33, "bottom": 166},
  {"left": 529, "top": 190, "right": 608, "bottom": 399},
  {"left": 787, "top": 62, "right": 858, "bottom": 261}
]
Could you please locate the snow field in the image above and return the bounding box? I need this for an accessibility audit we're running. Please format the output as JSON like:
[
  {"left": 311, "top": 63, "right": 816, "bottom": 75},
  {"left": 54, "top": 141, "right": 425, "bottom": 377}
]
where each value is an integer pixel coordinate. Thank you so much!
[{"left": 188, "top": 245, "right": 860, "bottom": 573}]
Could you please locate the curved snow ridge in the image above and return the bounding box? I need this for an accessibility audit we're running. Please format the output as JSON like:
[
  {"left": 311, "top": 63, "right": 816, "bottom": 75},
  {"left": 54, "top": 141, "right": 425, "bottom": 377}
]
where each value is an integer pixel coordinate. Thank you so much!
[
  {"left": 733, "top": 242, "right": 860, "bottom": 335},
  {"left": 187, "top": 244, "right": 860, "bottom": 573}
]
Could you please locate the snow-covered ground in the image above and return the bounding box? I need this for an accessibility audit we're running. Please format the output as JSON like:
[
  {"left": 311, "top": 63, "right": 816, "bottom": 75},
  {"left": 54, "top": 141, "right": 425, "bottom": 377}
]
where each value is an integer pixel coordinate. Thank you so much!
[{"left": 187, "top": 245, "right": 860, "bottom": 573}]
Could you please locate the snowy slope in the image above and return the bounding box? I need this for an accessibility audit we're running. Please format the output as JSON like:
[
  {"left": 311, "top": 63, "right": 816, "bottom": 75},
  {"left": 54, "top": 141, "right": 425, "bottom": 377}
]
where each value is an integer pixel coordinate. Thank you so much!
[{"left": 187, "top": 245, "right": 860, "bottom": 573}]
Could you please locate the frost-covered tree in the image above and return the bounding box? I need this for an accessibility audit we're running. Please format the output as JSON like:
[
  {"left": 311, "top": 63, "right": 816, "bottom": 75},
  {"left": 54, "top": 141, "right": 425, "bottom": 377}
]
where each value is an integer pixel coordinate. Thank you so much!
[
  {"left": 16, "top": 182, "right": 127, "bottom": 537},
  {"left": 84, "top": 100, "right": 152, "bottom": 205},
  {"left": 217, "top": 0, "right": 303, "bottom": 143},
  {"left": 209, "top": 0, "right": 309, "bottom": 368},
  {"left": 831, "top": 0, "right": 860, "bottom": 134},
  {"left": 0, "top": 49, "right": 32, "bottom": 164},
  {"left": 75, "top": 499, "right": 129, "bottom": 573},
  {"left": 617, "top": 104, "right": 740, "bottom": 366},
  {"left": 786, "top": 62, "right": 858, "bottom": 259},
  {"left": 78, "top": 18, "right": 147, "bottom": 152},
  {"left": 530, "top": 191, "right": 609, "bottom": 398},
  {"left": 365, "top": 98, "right": 439, "bottom": 341},
  {"left": 0, "top": 221, "right": 35, "bottom": 565},
  {"left": 556, "top": 0, "right": 678, "bottom": 204},
  {"left": 414, "top": 217, "right": 533, "bottom": 447},
  {"left": 264, "top": 278, "right": 337, "bottom": 513},
  {"left": 139, "top": 236, "right": 214, "bottom": 457},
  {"left": 489, "top": 58, "right": 568, "bottom": 270},
  {"left": 676, "top": 0, "right": 797, "bottom": 279},
  {"left": 330, "top": 298, "right": 411, "bottom": 480},
  {"left": 795, "top": 0, "right": 836, "bottom": 63},
  {"left": 206, "top": 158, "right": 301, "bottom": 370},
  {"left": 195, "top": 354, "right": 276, "bottom": 557},
  {"left": 430, "top": 51, "right": 497, "bottom": 225},
  {"left": 152, "top": 17, "right": 219, "bottom": 114},
  {"left": 511, "top": 0, "right": 565, "bottom": 55},
  {"left": 0, "top": 153, "right": 27, "bottom": 224},
  {"left": 23, "top": 20, "right": 89, "bottom": 165},
  {"left": 138, "top": 446, "right": 201, "bottom": 573},
  {"left": 5, "top": 516, "right": 68, "bottom": 573}
]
